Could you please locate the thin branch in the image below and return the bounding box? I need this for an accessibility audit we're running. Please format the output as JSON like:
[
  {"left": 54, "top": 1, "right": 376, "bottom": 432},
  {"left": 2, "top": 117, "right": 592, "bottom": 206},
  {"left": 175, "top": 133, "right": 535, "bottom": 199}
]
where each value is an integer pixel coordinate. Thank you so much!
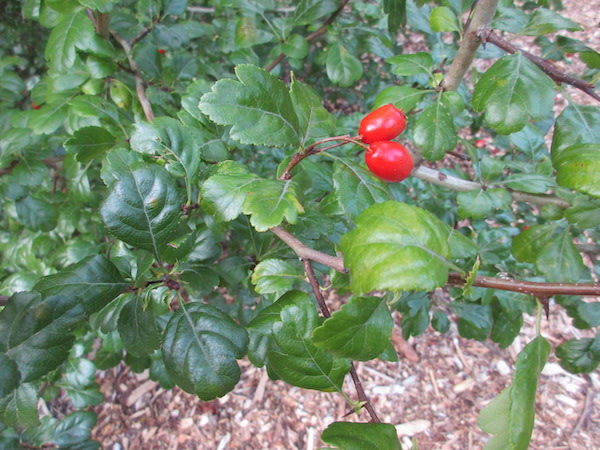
[
  {"left": 442, "top": 0, "right": 500, "bottom": 91},
  {"left": 447, "top": 273, "right": 600, "bottom": 297},
  {"left": 112, "top": 34, "right": 155, "bottom": 122},
  {"left": 413, "top": 165, "right": 571, "bottom": 209},
  {"left": 303, "top": 260, "right": 381, "bottom": 423},
  {"left": 265, "top": 0, "right": 351, "bottom": 72},
  {"left": 479, "top": 29, "right": 600, "bottom": 103},
  {"left": 0, "top": 157, "right": 63, "bottom": 177},
  {"left": 270, "top": 226, "right": 347, "bottom": 273},
  {"left": 130, "top": 18, "right": 161, "bottom": 47},
  {"left": 0, "top": 295, "right": 8, "bottom": 307}
]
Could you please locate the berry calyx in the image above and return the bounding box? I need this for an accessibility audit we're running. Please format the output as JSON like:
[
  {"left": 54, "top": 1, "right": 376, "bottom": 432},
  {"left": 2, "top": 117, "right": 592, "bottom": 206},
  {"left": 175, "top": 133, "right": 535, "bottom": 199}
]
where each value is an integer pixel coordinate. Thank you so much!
[
  {"left": 365, "top": 140, "right": 413, "bottom": 182},
  {"left": 359, "top": 104, "right": 406, "bottom": 144}
]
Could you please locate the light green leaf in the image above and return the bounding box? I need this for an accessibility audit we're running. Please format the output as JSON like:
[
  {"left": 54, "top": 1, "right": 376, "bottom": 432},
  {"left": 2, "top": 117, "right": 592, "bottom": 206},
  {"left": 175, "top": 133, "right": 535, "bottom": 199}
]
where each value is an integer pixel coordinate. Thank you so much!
[
  {"left": 373, "top": 85, "right": 426, "bottom": 112},
  {"left": 326, "top": 43, "right": 363, "bottom": 88},
  {"left": 556, "top": 334, "right": 600, "bottom": 374},
  {"left": 552, "top": 104, "right": 600, "bottom": 154},
  {"left": 15, "top": 196, "right": 59, "bottom": 232},
  {"left": 312, "top": 296, "right": 393, "bottom": 361},
  {"left": 429, "top": 6, "right": 460, "bottom": 32},
  {"left": 282, "top": 34, "right": 309, "bottom": 59},
  {"left": 45, "top": 11, "right": 96, "bottom": 72},
  {"left": 291, "top": 0, "right": 338, "bottom": 26},
  {"left": 77, "top": 0, "right": 119, "bottom": 13},
  {"left": 457, "top": 188, "right": 512, "bottom": 219},
  {"left": 0, "top": 383, "right": 40, "bottom": 428},
  {"left": 340, "top": 202, "right": 452, "bottom": 293},
  {"left": 117, "top": 296, "right": 161, "bottom": 357},
  {"left": 384, "top": 0, "right": 406, "bottom": 34},
  {"left": 535, "top": 229, "right": 586, "bottom": 282},
  {"left": 473, "top": 53, "right": 555, "bottom": 134},
  {"left": 100, "top": 165, "right": 182, "bottom": 257},
  {"left": 520, "top": 8, "right": 582, "bottom": 36},
  {"left": 30, "top": 94, "right": 73, "bottom": 134},
  {"left": 553, "top": 143, "right": 600, "bottom": 198},
  {"left": 413, "top": 99, "right": 457, "bottom": 160},
  {"left": 162, "top": 302, "right": 248, "bottom": 400},
  {"left": 251, "top": 259, "right": 304, "bottom": 295},
  {"left": 64, "top": 126, "right": 116, "bottom": 163},
  {"left": 242, "top": 179, "right": 304, "bottom": 231},
  {"left": 321, "top": 422, "right": 401, "bottom": 450},
  {"left": 199, "top": 64, "right": 300, "bottom": 147},
  {"left": 387, "top": 52, "right": 434, "bottom": 76},
  {"left": 290, "top": 74, "right": 336, "bottom": 144}
]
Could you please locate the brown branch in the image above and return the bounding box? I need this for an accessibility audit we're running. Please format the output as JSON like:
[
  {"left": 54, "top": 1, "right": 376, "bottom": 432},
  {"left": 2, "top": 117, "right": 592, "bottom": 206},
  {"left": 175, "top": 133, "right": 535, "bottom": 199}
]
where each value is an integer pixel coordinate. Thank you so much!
[
  {"left": 0, "top": 295, "right": 8, "bottom": 307},
  {"left": 0, "top": 157, "right": 64, "bottom": 177},
  {"left": 96, "top": 12, "right": 110, "bottom": 39},
  {"left": 303, "top": 260, "right": 381, "bottom": 423},
  {"left": 112, "top": 34, "right": 155, "bottom": 122},
  {"left": 130, "top": 18, "right": 161, "bottom": 47},
  {"left": 479, "top": 29, "right": 600, "bottom": 103},
  {"left": 264, "top": 0, "right": 351, "bottom": 72},
  {"left": 447, "top": 273, "right": 600, "bottom": 297},
  {"left": 270, "top": 226, "right": 347, "bottom": 273}
]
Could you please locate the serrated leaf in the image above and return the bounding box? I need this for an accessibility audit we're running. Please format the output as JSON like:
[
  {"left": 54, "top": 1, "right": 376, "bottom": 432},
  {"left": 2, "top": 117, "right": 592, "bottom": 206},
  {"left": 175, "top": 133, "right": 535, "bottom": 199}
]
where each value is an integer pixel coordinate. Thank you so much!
[
  {"left": 30, "top": 94, "right": 72, "bottom": 134},
  {"left": 453, "top": 303, "right": 492, "bottom": 341},
  {"left": 321, "top": 422, "right": 401, "bottom": 450},
  {"left": 34, "top": 254, "right": 128, "bottom": 314},
  {"left": 535, "top": 229, "right": 586, "bottom": 282},
  {"left": 473, "top": 54, "right": 555, "bottom": 134},
  {"left": 457, "top": 188, "right": 512, "bottom": 219},
  {"left": 100, "top": 165, "right": 182, "bottom": 257},
  {"left": 64, "top": 126, "right": 116, "bottom": 163},
  {"left": 291, "top": 0, "right": 338, "bottom": 26},
  {"left": 242, "top": 179, "right": 304, "bottom": 231},
  {"left": 312, "top": 296, "right": 393, "bottom": 361},
  {"left": 520, "top": 8, "right": 582, "bottom": 36},
  {"left": 198, "top": 64, "right": 300, "bottom": 147},
  {"left": 384, "top": 0, "right": 406, "bottom": 34},
  {"left": 373, "top": 85, "right": 426, "bottom": 112},
  {"left": 556, "top": 334, "right": 600, "bottom": 373},
  {"left": 326, "top": 43, "right": 363, "bottom": 88},
  {"left": 387, "top": 52, "right": 434, "bottom": 76},
  {"left": 491, "top": 307, "right": 523, "bottom": 349},
  {"left": 0, "top": 383, "right": 39, "bottom": 428},
  {"left": 340, "top": 202, "right": 452, "bottom": 293},
  {"left": 201, "top": 161, "right": 260, "bottom": 222},
  {"left": 51, "top": 411, "right": 96, "bottom": 446},
  {"left": 552, "top": 103, "right": 600, "bottom": 154},
  {"left": 0, "top": 354, "right": 20, "bottom": 398},
  {"left": 396, "top": 292, "right": 431, "bottom": 339},
  {"left": 162, "top": 303, "right": 248, "bottom": 400},
  {"left": 432, "top": 310, "right": 450, "bottom": 333},
  {"left": 15, "top": 196, "right": 59, "bottom": 232},
  {"left": 290, "top": 74, "right": 336, "bottom": 145},
  {"left": 0, "top": 293, "right": 84, "bottom": 382},
  {"left": 269, "top": 295, "right": 350, "bottom": 391},
  {"left": 251, "top": 259, "right": 304, "bottom": 295},
  {"left": 413, "top": 99, "right": 457, "bottom": 160},
  {"left": 552, "top": 143, "right": 600, "bottom": 198},
  {"left": 45, "top": 11, "right": 97, "bottom": 71},
  {"left": 332, "top": 158, "right": 392, "bottom": 219},
  {"left": 117, "top": 296, "right": 161, "bottom": 357},
  {"left": 511, "top": 223, "right": 560, "bottom": 264},
  {"left": 429, "top": 6, "right": 460, "bottom": 32}
]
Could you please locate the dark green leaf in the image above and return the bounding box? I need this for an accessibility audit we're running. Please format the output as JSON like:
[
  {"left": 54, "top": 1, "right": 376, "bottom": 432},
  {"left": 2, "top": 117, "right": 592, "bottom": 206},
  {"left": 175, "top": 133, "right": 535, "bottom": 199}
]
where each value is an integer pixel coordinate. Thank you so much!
[
  {"left": 556, "top": 334, "right": 600, "bottom": 374},
  {"left": 384, "top": 0, "right": 406, "bottom": 34},
  {"left": 117, "top": 296, "right": 161, "bottom": 357},
  {"left": 290, "top": 74, "right": 336, "bottom": 144},
  {"left": 0, "top": 383, "right": 39, "bottom": 428},
  {"left": 552, "top": 144, "right": 600, "bottom": 198},
  {"left": 321, "top": 422, "right": 401, "bottom": 450},
  {"left": 520, "top": 8, "right": 582, "bottom": 36},
  {"left": 162, "top": 303, "right": 248, "bottom": 400},
  {"left": 15, "top": 196, "right": 59, "bottom": 232},
  {"left": 340, "top": 202, "right": 453, "bottom": 293},
  {"left": 64, "top": 126, "right": 116, "bottom": 163},
  {"left": 251, "top": 259, "right": 304, "bottom": 295},
  {"left": 453, "top": 303, "right": 492, "bottom": 341},
  {"left": 312, "top": 296, "right": 393, "bottom": 361},
  {"left": 51, "top": 411, "right": 97, "bottom": 446},
  {"left": 511, "top": 223, "right": 560, "bottom": 263},
  {"left": 0, "top": 354, "right": 20, "bottom": 398},
  {"left": 282, "top": 34, "right": 309, "bottom": 59},
  {"left": 457, "top": 188, "right": 512, "bottom": 219},
  {"left": 431, "top": 310, "right": 450, "bottom": 334},
  {"left": 291, "top": 0, "right": 338, "bottom": 26},
  {"left": 396, "top": 292, "right": 431, "bottom": 339},
  {"left": 491, "top": 308, "right": 523, "bottom": 349},
  {"left": 535, "top": 229, "right": 586, "bottom": 282},
  {"left": 326, "top": 43, "right": 363, "bottom": 88},
  {"left": 413, "top": 99, "right": 457, "bottom": 160},
  {"left": 45, "top": 11, "right": 97, "bottom": 71},
  {"left": 242, "top": 179, "right": 304, "bottom": 231},
  {"left": 89, "top": 294, "right": 132, "bottom": 334}
]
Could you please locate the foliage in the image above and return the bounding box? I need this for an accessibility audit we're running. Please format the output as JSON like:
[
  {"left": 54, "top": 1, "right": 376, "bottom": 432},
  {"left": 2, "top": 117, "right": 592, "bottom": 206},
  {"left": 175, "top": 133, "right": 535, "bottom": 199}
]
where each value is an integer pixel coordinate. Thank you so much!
[{"left": 0, "top": 0, "right": 599, "bottom": 447}]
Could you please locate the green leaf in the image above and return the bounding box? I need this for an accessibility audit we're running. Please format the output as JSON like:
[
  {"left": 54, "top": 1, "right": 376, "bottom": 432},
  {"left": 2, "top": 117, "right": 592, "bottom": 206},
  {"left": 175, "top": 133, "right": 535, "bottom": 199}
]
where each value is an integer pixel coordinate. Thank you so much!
[
  {"left": 429, "top": 6, "right": 460, "bottom": 32},
  {"left": 473, "top": 53, "right": 555, "bottom": 134},
  {"left": 520, "top": 8, "right": 582, "bottom": 36},
  {"left": 332, "top": 159, "right": 392, "bottom": 219},
  {"left": 396, "top": 292, "right": 431, "bottom": 339},
  {"left": 413, "top": 99, "right": 457, "bottom": 160},
  {"left": 162, "top": 302, "right": 248, "bottom": 400},
  {"left": 552, "top": 103, "right": 600, "bottom": 153},
  {"left": 556, "top": 334, "right": 600, "bottom": 374},
  {"left": 30, "top": 94, "right": 72, "bottom": 134},
  {"left": 290, "top": 74, "right": 336, "bottom": 144},
  {"left": 242, "top": 179, "right": 305, "bottom": 231},
  {"left": 117, "top": 296, "right": 161, "bottom": 357},
  {"left": 0, "top": 354, "right": 20, "bottom": 398},
  {"left": 340, "top": 202, "right": 452, "bottom": 293},
  {"left": 511, "top": 223, "right": 559, "bottom": 264},
  {"left": 34, "top": 255, "right": 128, "bottom": 314},
  {"left": 491, "top": 307, "right": 523, "bottom": 349},
  {"left": 373, "top": 85, "right": 426, "bottom": 112},
  {"left": 457, "top": 188, "right": 512, "bottom": 219},
  {"left": 100, "top": 165, "right": 182, "bottom": 256},
  {"left": 326, "top": 43, "right": 363, "bottom": 88},
  {"left": 535, "top": 230, "right": 586, "bottom": 282},
  {"left": 432, "top": 310, "right": 450, "bottom": 333},
  {"left": 251, "top": 259, "right": 304, "bottom": 295},
  {"left": 312, "top": 296, "right": 393, "bottom": 361},
  {"left": 321, "top": 422, "right": 401, "bottom": 450},
  {"left": 282, "top": 34, "right": 309, "bottom": 59},
  {"left": 51, "top": 411, "right": 96, "bottom": 446},
  {"left": 269, "top": 295, "right": 350, "bottom": 391},
  {"left": 387, "top": 52, "right": 434, "bottom": 76},
  {"left": 201, "top": 161, "right": 260, "bottom": 222},
  {"left": 45, "top": 11, "right": 96, "bottom": 72},
  {"left": 453, "top": 303, "right": 492, "bottom": 341},
  {"left": 0, "top": 383, "right": 39, "bottom": 428},
  {"left": 0, "top": 293, "right": 85, "bottom": 382},
  {"left": 234, "top": 17, "right": 273, "bottom": 48},
  {"left": 64, "top": 126, "right": 116, "bottom": 163},
  {"left": 552, "top": 143, "right": 600, "bottom": 198},
  {"left": 291, "top": 0, "right": 338, "bottom": 26},
  {"left": 15, "top": 196, "right": 59, "bottom": 232},
  {"left": 384, "top": 0, "right": 406, "bottom": 34},
  {"left": 199, "top": 64, "right": 301, "bottom": 147},
  {"left": 77, "top": 0, "right": 118, "bottom": 13}
]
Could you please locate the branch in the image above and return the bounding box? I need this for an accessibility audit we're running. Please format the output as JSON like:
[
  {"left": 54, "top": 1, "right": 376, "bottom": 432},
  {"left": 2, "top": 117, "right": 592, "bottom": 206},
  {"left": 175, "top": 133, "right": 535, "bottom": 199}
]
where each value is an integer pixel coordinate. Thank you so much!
[
  {"left": 0, "top": 295, "right": 8, "bottom": 307},
  {"left": 112, "top": 34, "right": 155, "bottom": 122},
  {"left": 0, "top": 157, "right": 64, "bottom": 177},
  {"left": 303, "top": 260, "right": 381, "bottom": 423},
  {"left": 264, "top": 0, "right": 351, "bottom": 72},
  {"left": 447, "top": 273, "right": 600, "bottom": 297},
  {"left": 412, "top": 165, "right": 571, "bottom": 209},
  {"left": 479, "top": 29, "right": 600, "bottom": 103},
  {"left": 130, "top": 18, "right": 160, "bottom": 47},
  {"left": 270, "top": 226, "right": 347, "bottom": 273},
  {"left": 442, "top": 0, "right": 500, "bottom": 91}
]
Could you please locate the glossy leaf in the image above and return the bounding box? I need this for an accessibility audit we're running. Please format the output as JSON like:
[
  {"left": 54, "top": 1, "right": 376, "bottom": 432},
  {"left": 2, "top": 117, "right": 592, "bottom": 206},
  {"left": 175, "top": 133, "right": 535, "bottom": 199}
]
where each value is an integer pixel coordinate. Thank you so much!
[
  {"left": 251, "top": 259, "right": 304, "bottom": 295},
  {"left": 473, "top": 54, "right": 554, "bottom": 134},
  {"left": 429, "top": 6, "right": 460, "bottom": 32},
  {"left": 326, "top": 43, "right": 363, "bottom": 88},
  {"left": 453, "top": 303, "right": 492, "bottom": 341},
  {"left": 553, "top": 143, "right": 600, "bottom": 198},
  {"left": 162, "top": 302, "right": 248, "bottom": 400},
  {"left": 373, "top": 85, "right": 426, "bottom": 112},
  {"left": 51, "top": 411, "right": 97, "bottom": 446},
  {"left": 413, "top": 99, "right": 457, "bottom": 160},
  {"left": 0, "top": 354, "right": 20, "bottom": 398},
  {"left": 312, "top": 296, "right": 393, "bottom": 361},
  {"left": 387, "top": 52, "right": 434, "bottom": 76},
  {"left": 64, "top": 126, "right": 116, "bottom": 163},
  {"left": 0, "top": 383, "right": 39, "bottom": 428},
  {"left": 242, "top": 179, "right": 305, "bottom": 231},
  {"left": 15, "top": 196, "right": 59, "bottom": 232},
  {"left": 290, "top": 74, "right": 336, "bottom": 145},
  {"left": 117, "top": 296, "right": 161, "bottom": 357},
  {"left": 556, "top": 334, "right": 600, "bottom": 373},
  {"left": 45, "top": 11, "right": 96, "bottom": 71},
  {"left": 321, "top": 422, "right": 401, "bottom": 450},
  {"left": 199, "top": 64, "right": 301, "bottom": 147},
  {"left": 100, "top": 165, "right": 182, "bottom": 256},
  {"left": 396, "top": 292, "right": 431, "bottom": 339},
  {"left": 457, "top": 188, "right": 512, "bottom": 219},
  {"left": 340, "top": 202, "right": 452, "bottom": 293},
  {"left": 291, "top": 0, "right": 338, "bottom": 26}
]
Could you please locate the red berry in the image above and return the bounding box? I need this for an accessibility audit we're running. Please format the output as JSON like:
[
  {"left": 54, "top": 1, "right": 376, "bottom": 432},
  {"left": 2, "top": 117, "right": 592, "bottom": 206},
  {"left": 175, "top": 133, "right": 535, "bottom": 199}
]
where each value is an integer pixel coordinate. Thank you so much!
[
  {"left": 158, "top": 49, "right": 166, "bottom": 54},
  {"left": 31, "top": 102, "right": 40, "bottom": 110},
  {"left": 475, "top": 139, "right": 485, "bottom": 148},
  {"left": 365, "top": 141, "right": 413, "bottom": 182},
  {"left": 359, "top": 104, "right": 406, "bottom": 144},
  {"left": 523, "top": 226, "right": 530, "bottom": 231},
  {"left": 565, "top": 53, "right": 574, "bottom": 57}
]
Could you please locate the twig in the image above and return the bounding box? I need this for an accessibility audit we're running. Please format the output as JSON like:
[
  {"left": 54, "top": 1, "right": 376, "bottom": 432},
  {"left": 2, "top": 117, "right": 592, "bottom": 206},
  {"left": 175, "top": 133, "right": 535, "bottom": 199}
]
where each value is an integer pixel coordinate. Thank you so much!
[
  {"left": 112, "top": 34, "right": 155, "bottom": 122},
  {"left": 413, "top": 165, "right": 571, "bottom": 209},
  {"left": 447, "top": 273, "right": 600, "bottom": 296},
  {"left": 479, "top": 29, "right": 600, "bottom": 103},
  {"left": 270, "top": 226, "right": 347, "bottom": 273},
  {"left": 0, "top": 295, "right": 8, "bottom": 307},
  {"left": 265, "top": 0, "right": 351, "bottom": 72},
  {"left": 303, "top": 260, "right": 381, "bottom": 423},
  {"left": 130, "top": 18, "right": 161, "bottom": 47}
]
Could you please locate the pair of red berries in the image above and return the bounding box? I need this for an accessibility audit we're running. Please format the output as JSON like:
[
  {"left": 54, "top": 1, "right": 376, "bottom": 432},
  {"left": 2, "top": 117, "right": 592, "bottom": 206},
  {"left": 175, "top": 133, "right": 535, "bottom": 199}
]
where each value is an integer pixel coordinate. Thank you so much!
[{"left": 358, "top": 104, "right": 413, "bottom": 182}]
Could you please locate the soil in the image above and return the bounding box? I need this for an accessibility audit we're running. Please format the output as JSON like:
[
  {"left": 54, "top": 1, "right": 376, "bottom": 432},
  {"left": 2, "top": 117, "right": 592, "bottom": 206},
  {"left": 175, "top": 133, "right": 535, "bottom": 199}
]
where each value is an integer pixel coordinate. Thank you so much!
[{"left": 89, "top": 2, "right": 600, "bottom": 449}]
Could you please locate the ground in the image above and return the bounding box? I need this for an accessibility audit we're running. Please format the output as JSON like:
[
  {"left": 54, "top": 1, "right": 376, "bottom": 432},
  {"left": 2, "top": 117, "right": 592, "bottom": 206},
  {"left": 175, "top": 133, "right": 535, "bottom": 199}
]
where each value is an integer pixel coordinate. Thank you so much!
[{"left": 90, "top": 2, "right": 600, "bottom": 448}]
